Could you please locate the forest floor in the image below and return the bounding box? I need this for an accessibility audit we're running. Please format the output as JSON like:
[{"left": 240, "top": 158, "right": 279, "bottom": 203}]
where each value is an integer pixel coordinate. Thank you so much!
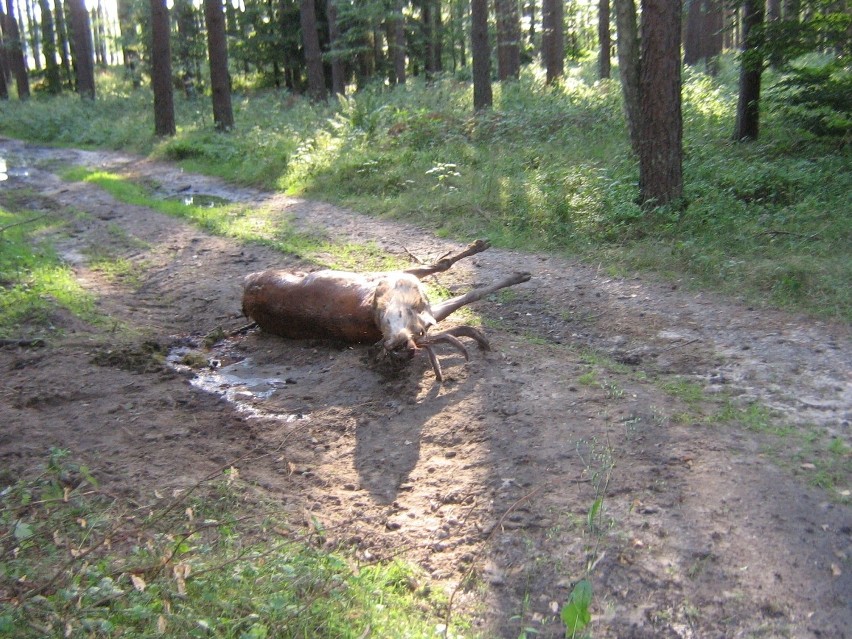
[{"left": 1, "top": 137, "right": 850, "bottom": 638}]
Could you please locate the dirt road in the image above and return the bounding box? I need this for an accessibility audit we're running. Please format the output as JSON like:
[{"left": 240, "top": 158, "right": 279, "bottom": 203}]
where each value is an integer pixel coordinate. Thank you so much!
[{"left": 1, "top": 137, "right": 849, "bottom": 638}]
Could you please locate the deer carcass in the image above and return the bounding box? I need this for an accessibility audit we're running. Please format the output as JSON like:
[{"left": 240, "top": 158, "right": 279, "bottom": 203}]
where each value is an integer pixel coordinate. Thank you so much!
[{"left": 241, "top": 240, "right": 530, "bottom": 380}]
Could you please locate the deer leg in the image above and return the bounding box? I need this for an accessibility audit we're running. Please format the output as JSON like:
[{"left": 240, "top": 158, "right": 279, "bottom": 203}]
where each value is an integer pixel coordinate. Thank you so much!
[{"left": 430, "top": 271, "right": 531, "bottom": 323}]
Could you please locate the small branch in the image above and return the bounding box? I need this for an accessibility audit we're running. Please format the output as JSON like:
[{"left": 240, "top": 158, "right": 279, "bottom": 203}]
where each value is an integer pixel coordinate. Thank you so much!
[
  {"left": 659, "top": 337, "right": 700, "bottom": 352},
  {"left": 0, "top": 214, "right": 49, "bottom": 234},
  {"left": 756, "top": 230, "right": 821, "bottom": 241},
  {"left": 228, "top": 322, "right": 257, "bottom": 337},
  {"left": 0, "top": 338, "right": 46, "bottom": 348}
]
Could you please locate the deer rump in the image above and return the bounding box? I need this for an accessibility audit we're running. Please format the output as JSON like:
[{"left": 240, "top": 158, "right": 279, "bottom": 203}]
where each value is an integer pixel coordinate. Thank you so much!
[{"left": 241, "top": 240, "right": 530, "bottom": 381}]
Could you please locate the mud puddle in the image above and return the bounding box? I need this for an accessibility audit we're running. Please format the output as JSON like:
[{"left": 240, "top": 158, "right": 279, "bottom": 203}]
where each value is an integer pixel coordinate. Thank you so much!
[{"left": 167, "top": 339, "right": 310, "bottom": 422}]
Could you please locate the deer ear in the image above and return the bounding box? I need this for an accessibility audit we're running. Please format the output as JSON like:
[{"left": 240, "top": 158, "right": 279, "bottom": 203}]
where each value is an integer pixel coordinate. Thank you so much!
[{"left": 419, "top": 311, "right": 437, "bottom": 327}]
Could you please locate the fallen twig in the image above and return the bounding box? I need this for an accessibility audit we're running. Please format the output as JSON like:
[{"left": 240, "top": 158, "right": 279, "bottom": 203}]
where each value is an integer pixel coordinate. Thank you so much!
[
  {"left": 0, "top": 338, "right": 46, "bottom": 348},
  {"left": 0, "top": 214, "right": 49, "bottom": 234}
]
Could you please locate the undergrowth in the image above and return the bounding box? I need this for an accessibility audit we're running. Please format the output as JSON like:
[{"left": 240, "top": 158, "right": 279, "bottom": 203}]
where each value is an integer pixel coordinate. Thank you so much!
[
  {"left": 1, "top": 58, "right": 848, "bottom": 320},
  {"left": 0, "top": 204, "right": 98, "bottom": 340},
  {"left": 0, "top": 449, "right": 466, "bottom": 638}
]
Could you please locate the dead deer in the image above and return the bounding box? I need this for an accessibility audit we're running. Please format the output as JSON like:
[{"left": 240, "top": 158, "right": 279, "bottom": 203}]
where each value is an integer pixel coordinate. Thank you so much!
[{"left": 241, "top": 240, "right": 530, "bottom": 380}]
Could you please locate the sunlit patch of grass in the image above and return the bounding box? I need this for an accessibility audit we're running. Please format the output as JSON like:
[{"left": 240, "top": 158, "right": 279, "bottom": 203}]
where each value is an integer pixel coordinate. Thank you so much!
[
  {"left": 60, "top": 168, "right": 407, "bottom": 273},
  {"left": 0, "top": 207, "right": 98, "bottom": 339},
  {"left": 0, "top": 450, "right": 469, "bottom": 638},
  {"left": 85, "top": 248, "right": 146, "bottom": 288}
]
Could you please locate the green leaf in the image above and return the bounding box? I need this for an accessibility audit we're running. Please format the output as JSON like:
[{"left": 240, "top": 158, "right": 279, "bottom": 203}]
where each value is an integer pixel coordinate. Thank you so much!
[
  {"left": 561, "top": 579, "right": 592, "bottom": 638},
  {"left": 13, "top": 520, "right": 33, "bottom": 541},
  {"left": 587, "top": 497, "right": 602, "bottom": 529}
]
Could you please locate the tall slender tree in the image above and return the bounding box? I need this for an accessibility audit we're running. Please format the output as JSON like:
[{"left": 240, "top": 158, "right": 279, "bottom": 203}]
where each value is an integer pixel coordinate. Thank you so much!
[
  {"left": 67, "top": 0, "right": 95, "bottom": 99},
  {"left": 470, "top": 0, "right": 491, "bottom": 109},
  {"left": 598, "top": 0, "right": 610, "bottom": 79},
  {"left": 614, "top": 0, "right": 640, "bottom": 152},
  {"left": 388, "top": 0, "right": 406, "bottom": 85},
  {"left": 327, "top": 0, "right": 346, "bottom": 93},
  {"left": 204, "top": 0, "right": 234, "bottom": 129},
  {"left": 149, "top": 0, "right": 175, "bottom": 136},
  {"left": 733, "top": 0, "right": 764, "bottom": 140},
  {"left": 117, "top": 0, "right": 141, "bottom": 86},
  {"left": 300, "top": 0, "right": 326, "bottom": 101},
  {"left": 638, "top": 0, "right": 683, "bottom": 206},
  {"left": 542, "top": 0, "right": 563, "bottom": 84},
  {"left": 3, "top": 0, "right": 31, "bottom": 98},
  {"left": 53, "top": 0, "right": 73, "bottom": 88},
  {"left": 23, "top": 0, "right": 40, "bottom": 71},
  {"left": 496, "top": 0, "right": 521, "bottom": 80},
  {"left": 38, "top": 0, "right": 62, "bottom": 93}
]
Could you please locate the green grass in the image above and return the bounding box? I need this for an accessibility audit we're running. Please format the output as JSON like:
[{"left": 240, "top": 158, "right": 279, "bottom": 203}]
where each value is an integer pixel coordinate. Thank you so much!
[
  {"left": 60, "top": 167, "right": 407, "bottom": 273},
  {"left": 0, "top": 206, "right": 99, "bottom": 340},
  {"left": 1, "top": 59, "right": 848, "bottom": 320},
  {"left": 0, "top": 449, "right": 470, "bottom": 638}
]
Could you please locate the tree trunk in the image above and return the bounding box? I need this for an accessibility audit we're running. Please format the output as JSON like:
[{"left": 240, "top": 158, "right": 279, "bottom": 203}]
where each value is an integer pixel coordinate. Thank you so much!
[
  {"left": 116, "top": 0, "right": 140, "bottom": 87},
  {"left": 733, "top": 0, "right": 763, "bottom": 141},
  {"left": 0, "top": 50, "right": 7, "bottom": 99},
  {"left": 37, "top": 0, "right": 61, "bottom": 93},
  {"left": 683, "top": 0, "right": 702, "bottom": 65},
  {"left": 66, "top": 0, "right": 94, "bottom": 99},
  {"left": 598, "top": 0, "right": 611, "bottom": 79},
  {"left": 95, "top": 0, "right": 108, "bottom": 65},
  {"left": 300, "top": 0, "right": 326, "bottom": 101},
  {"left": 327, "top": 0, "right": 346, "bottom": 93},
  {"left": 614, "top": 0, "right": 640, "bottom": 153},
  {"left": 496, "top": 0, "right": 520, "bottom": 80},
  {"left": 638, "top": 0, "right": 683, "bottom": 207},
  {"left": 471, "top": 0, "right": 491, "bottom": 110},
  {"left": 174, "top": 0, "right": 197, "bottom": 98},
  {"left": 423, "top": 0, "right": 442, "bottom": 76},
  {"left": 23, "top": 0, "right": 40, "bottom": 71},
  {"left": 703, "top": 0, "right": 723, "bottom": 75},
  {"left": 149, "top": 0, "right": 175, "bottom": 137},
  {"left": 392, "top": 0, "right": 406, "bottom": 84},
  {"left": 542, "top": 0, "right": 563, "bottom": 84},
  {"left": 204, "top": 0, "right": 233, "bottom": 129},
  {"left": 53, "top": 0, "right": 72, "bottom": 88},
  {"left": 3, "top": 0, "right": 30, "bottom": 98}
]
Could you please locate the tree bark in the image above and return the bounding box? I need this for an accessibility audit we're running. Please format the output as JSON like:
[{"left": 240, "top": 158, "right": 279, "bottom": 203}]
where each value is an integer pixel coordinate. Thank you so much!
[
  {"left": 638, "top": 0, "right": 683, "bottom": 207},
  {"left": 327, "top": 0, "right": 346, "bottom": 93},
  {"left": 496, "top": 0, "right": 520, "bottom": 80},
  {"left": 703, "top": 0, "right": 723, "bottom": 74},
  {"left": 37, "top": 0, "right": 61, "bottom": 93},
  {"left": 23, "top": 0, "right": 40, "bottom": 71},
  {"left": 542, "top": 0, "right": 563, "bottom": 84},
  {"left": 300, "top": 0, "right": 326, "bottom": 101},
  {"left": 116, "top": 0, "right": 140, "bottom": 87},
  {"left": 471, "top": 0, "right": 491, "bottom": 110},
  {"left": 3, "top": 0, "right": 30, "bottom": 98},
  {"left": 174, "top": 0, "right": 197, "bottom": 98},
  {"left": 204, "top": 0, "right": 234, "bottom": 130},
  {"left": 150, "top": 0, "right": 175, "bottom": 137},
  {"left": 598, "top": 0, "right": 610, "bottom": 79},
  {"left": 614, "top": 0, "right": 640, "bottom": 153},
  {"left": 683, "top": 0, "right": 702, "bottom": 65},
  {"left": 53, "top": 0, "right": 72, "bottom": 88},
  {"left": 733, "top": 0, "right": 763, "bottom": 141},
  {"left": 66, "top": 0, "right": 94, "bottom": 99}
]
